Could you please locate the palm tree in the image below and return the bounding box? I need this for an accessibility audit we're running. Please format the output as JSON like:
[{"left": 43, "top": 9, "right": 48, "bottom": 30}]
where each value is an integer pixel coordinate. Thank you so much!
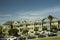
[
  {"left": 42, "top": 19, "right": 45, "bottom": 31},
  {"left": 24, "top": 20, "right": 27, "bottom": 27},
  {"left": 48, "top": 15, "right": 53, "bottom": 31}
]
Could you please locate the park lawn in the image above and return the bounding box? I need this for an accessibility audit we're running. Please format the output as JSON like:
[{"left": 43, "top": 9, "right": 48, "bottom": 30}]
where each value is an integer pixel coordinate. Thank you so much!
[{"left": 34, "top": 36, "right": 60, "bottom": 40}]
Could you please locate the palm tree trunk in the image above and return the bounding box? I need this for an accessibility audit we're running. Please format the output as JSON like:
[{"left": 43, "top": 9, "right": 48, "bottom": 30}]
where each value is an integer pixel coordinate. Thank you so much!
[
  {"left": 50, "top": 20, "right": 51, "bottom": 31},
  {"left": 42, "top": 20, "right": 43, "bottom": 31},
  {"left": 58, "top": 22, "right": 59, "bottom": 30}
]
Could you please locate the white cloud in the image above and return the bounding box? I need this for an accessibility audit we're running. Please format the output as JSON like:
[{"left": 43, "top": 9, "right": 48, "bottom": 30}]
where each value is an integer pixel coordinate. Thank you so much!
[
  {"left": 17, "top": 7, "right": 60, "bottom": 16},
  {"left": 0, "top": 14, "right": 11, "bottom": 17},
  {"left": 28, "top": 7, "right": 60, "bottom": 15},
  {"left": 17, "top": 7, "right": 60, "bottom": 20},
  {"left": 1, "top": 7, "right": 60, "bottom": 21},
  {"left": 0, "top": 7, "right": 60, "bottom": 24}
]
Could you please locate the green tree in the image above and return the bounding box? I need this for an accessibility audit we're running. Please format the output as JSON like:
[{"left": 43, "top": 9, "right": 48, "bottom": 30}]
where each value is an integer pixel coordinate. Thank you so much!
[
  {"left": 22, "top": 28, "right": 28, "bottom": 40},
  {"left": 34, "top": 27, "right": 39, "bottom": 35},
  {"left": 22, "top": 29, "right": 28, "bottom": 34},
  {"left": 34, "top": 27, "right": 38, "bottom": 31},
  {"left": 48, "top": 15, "right": 53, "bottom": 31},
  {"left": 0, "top": 26, "right": 3, "bottom": 35},
  {"left": 8, "top": 28, "right": 19, "bottom": 36},
  {"left": 51, "top": 25, "right": 58, "bottom": 30},
  {"left": 3, "top": 21, "right": 14, "bottom": 28},
  {"left": 3, "top": 21, "right": 13, "bottom": 25},
  {"left": 42, "top": 26, "right": 47, "bottom": 31},
  {"left": 42, "top": 19, "right": 45, "bottom": 31}
]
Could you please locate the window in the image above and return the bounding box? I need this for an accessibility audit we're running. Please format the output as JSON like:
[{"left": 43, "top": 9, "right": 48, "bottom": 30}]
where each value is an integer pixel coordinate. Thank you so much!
[
  {"left": 20, "top": 25, "right": 23, "bottom": 27},
  {"left": 14, "top": 39, "right": 17, "bottom": 40},
  {"left": 43, "top": 22, "right": 46, "bottom": 24},
  {"left": 20, "top": 29, "right": 23, "bottom": 32}
]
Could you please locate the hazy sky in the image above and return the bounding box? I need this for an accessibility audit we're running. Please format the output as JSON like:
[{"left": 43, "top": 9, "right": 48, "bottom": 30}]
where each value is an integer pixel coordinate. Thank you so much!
[{"left": 0, "top": 0, "right": 60, "bottom": 24}]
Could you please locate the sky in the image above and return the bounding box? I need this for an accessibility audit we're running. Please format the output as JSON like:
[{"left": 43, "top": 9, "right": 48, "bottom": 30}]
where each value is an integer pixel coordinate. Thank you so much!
[{"left": 0, "top": 0, "right": 60, "bottom": 24}]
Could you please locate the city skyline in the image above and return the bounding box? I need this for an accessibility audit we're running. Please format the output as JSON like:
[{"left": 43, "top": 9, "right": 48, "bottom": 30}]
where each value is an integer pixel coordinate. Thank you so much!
[{"left": 0, "top": 0, "right": 60, "bottom": 24}]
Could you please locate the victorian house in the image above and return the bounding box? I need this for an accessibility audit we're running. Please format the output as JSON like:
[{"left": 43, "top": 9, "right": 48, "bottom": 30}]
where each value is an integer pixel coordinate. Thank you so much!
[
  {"left": 42, "top": 16, "right": 59, "bottom": 31},
  {"left": 2, "top": 15, "right": 60, "bottom": 37}
]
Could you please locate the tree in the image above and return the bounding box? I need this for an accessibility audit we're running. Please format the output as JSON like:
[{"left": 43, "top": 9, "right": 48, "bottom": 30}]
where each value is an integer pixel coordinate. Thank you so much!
[
  {"left": 3, "top": 21, "right": 13, "bottom": 25},
  {"left": 34, "top": 27, "right": 38, "bottom": 31},
  {"left": 22, "top": 28, "right": 28, "bottom": 40},
  {"left": 0, "top": 26, "right": 3, "bottom": 35},
  {"left": 22, "top": 29, "right": 28, "bottom": 34},
  {"left": 48, "top": 15, "right": 53, "bottom": 31},
  {"left": 34, "top": 27, "right": 39, "bottom": 35},
  {"left": 51, "top": 25, "right": 58, "bottom": 31},
  {"left": 8, "top": 28, "right": 19, "bottom": 36},
  {"left": 3, "top": 21, "right": 14, "bottom": 28},
  {"left": 42, "top": 26, "right": 47, "bottom": 31},
  {"left": 42, "top": 19, "right": 45, "bottom": 31}
]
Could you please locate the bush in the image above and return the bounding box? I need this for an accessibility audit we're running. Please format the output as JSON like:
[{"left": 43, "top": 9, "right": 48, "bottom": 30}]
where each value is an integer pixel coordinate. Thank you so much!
[{"left": 8, "top": 28, "right": 19, "bottom": 36}]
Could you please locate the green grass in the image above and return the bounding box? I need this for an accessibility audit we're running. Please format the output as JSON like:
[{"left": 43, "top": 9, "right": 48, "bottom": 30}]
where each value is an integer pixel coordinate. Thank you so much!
[{"left": 34, "top": 36, "right": 60, "bottom": 40}]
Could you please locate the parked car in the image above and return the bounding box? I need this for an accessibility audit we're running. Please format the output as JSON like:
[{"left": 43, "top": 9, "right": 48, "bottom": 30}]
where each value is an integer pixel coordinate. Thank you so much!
[
  {"left": 38, "top": 34, "right": 46, "bottom": 38},
  {"left": 28, "top": 35, "right": 36, "bottom": 39},
  {"left": 0, "top": 35, "right": 4, "bottom": 38},
  {"left": 0, "top": 35, "right": 4, "bottom": 40},
  {"left": 52, "top": 30, "right": 58, "bottom": 33},
  {"left": 19, "top": 37, "right": 26, "bottom": 40},
  {"left": 48, "top": 32, "right": 57, "bottom": 37},
  {"left": 35, "top": 32, "right": 40, "bottom": 35}
]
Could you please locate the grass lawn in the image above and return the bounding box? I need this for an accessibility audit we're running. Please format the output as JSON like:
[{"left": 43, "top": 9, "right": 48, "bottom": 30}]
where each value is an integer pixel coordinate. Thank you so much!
[{"left": 33, "top": 36, "right": 60, "bottom": 40}]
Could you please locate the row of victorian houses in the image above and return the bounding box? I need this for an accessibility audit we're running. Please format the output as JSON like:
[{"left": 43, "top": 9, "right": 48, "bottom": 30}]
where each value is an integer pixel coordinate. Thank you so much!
[{"left": 1, "top": 15, "right": 60, "bottom": 36}]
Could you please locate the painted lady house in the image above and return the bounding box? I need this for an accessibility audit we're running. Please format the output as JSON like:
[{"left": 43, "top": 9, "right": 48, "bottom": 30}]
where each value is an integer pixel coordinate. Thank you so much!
[{"left": 1, "top": 15, "right": 60, "bottom": 38}]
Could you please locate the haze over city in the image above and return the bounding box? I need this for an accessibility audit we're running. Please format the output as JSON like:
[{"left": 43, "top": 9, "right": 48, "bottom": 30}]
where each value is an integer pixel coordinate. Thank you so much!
[{"left": 0, "top": 0, "right": 60, "bottom": 24}]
